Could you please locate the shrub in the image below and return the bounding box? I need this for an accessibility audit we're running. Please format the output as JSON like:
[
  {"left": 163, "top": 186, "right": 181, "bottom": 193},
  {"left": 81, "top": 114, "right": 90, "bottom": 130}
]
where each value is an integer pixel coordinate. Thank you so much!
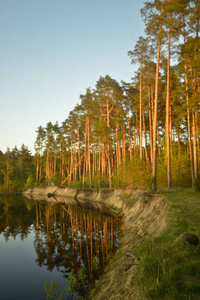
[{"left": 194, "top": 178, "right": 200, "bottom": 192}]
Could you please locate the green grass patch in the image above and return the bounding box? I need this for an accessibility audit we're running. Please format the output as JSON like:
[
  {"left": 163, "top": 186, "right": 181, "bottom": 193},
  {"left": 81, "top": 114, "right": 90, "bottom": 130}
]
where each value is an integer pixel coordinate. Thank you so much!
[{"left": 135, "top": 188, "right": 200, "bottom": 300}]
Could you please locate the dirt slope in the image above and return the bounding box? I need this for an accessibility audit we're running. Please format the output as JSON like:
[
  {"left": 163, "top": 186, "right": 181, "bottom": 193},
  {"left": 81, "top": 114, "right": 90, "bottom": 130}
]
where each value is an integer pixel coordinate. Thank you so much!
[
  {"left": 89, "top": 191, "right": 167, "bottom": 300},
  {"left": 23, "top": 187, "right": 167, "bottom": 299}
]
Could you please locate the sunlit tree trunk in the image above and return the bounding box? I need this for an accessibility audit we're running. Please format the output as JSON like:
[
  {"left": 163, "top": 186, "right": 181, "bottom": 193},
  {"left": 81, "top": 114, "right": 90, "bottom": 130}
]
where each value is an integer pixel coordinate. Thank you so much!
[
  {"left": 148, "top": 85, "right": 153, "bottom": 164},
  {"left": 77, "top": 127, "right": 81, "bottom": 180},
  {"left": 192, "top": 111, "right": 198, "bottom": 179},
  {"left": 151, "top": 0, "right": 165, "bottom": 191},
  {"left": 152, "top": 39, "right": 162, "bottom": 191},
  {"left": 116, "top": 121, "right": 121, "bottom": 169},
  {"left": 166, "top": 32, "right": 171, "bottom": 188},
  {"left": 139, "top": 65, "right": 143, "bottom": 159},
  {"left": 143, "top": 113, "right": 149, "bottom": 164},
  {"left": 127, "top": 113, "right": 133, "bottom": 161}
]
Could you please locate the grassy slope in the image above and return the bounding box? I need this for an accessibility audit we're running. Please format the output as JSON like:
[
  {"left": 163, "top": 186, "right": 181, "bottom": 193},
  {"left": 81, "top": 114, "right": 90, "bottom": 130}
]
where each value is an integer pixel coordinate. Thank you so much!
[{"left": 135, "top": 188, "right": 200, "bottom": 299}]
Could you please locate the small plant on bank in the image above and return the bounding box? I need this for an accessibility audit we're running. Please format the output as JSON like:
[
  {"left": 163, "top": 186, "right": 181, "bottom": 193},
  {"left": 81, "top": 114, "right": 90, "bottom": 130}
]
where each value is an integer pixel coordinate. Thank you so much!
[
  {"left": 44, "top": 278, "right": 63, "bottom": 300},
  {"left": 66, "top": 267, "right": 86, "bottom": 300},
  {"left": 44, "top": 267, "right": 87, "bottom": 300}
]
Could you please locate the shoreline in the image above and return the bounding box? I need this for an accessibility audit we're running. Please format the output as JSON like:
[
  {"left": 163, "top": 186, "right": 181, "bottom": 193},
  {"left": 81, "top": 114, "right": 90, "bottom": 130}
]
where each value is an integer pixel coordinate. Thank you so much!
[{"left": 23, "top": 186, "right": 167, "bottom": 299}]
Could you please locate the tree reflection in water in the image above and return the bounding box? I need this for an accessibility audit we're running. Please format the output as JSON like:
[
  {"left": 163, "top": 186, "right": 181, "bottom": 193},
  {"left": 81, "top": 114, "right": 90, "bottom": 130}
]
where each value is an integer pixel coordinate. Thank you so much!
[
  {"left": 34, "top": 196, "right": 122, "bottom": 289},
  {"left": 0, "top": 195, "right": 122, "bottom": 296}
]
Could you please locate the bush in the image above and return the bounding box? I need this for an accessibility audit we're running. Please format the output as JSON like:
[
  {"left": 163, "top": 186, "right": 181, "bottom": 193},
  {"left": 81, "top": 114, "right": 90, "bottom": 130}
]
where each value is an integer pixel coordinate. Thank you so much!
[
  {"left": 194, "top": 178, "right": 200, "bottom": 192},
  {"left": 44, "top": 278, "right": 63, "bottom": 300},
  {"left": 24, "top": 175, "right": 35, "bottom": 189}
]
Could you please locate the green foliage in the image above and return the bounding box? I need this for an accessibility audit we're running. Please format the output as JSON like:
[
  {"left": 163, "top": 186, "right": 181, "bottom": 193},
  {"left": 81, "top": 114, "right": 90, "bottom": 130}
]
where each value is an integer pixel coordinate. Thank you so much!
[
  {"left": 92, "top": 256, "right": 99, "bottom": 270},
  {"left": 54, "top": 172, "right": 63, "bottom": 186},
  {"left": 113, "top": 156, "right": 152, "bottom": 189},
  {"left": 157, "top": 142, "right": 192, "bottom": 188},
  {"left": 194, "top": 178, "right": 200, "bottom": 192},
  {"left": 0, "top": 145, "right": 35, "bottom": 194},
  {"left": 98, "top": 175, "right": 110, "bottom": 189},
  {"left": 71, "top": 180, "right": 82, "bottom": 189},
  {"left": 44, "top": 268, "right": 87, "bottom": 300},
  {"left": 0, "top": 178, "right": 24, "bottom": 194},
  {"left": 24, "top": 175, "right": 35, "bottom": 189},
  {"left": 90, "top": 172, "right": 101, "bottom": 190},
  {"left": 66, "top": 267, "right": 86, "bottom": 300},
  {"left": 44, "top": 278, "right": 63, "bottom": 300}
]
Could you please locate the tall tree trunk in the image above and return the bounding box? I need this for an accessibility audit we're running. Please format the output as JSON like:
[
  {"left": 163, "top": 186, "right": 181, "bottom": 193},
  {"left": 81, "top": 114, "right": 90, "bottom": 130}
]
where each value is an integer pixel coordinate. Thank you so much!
[
  {"left": 87, "top": 117, "right": 92, "bottom": 188},
  {"left": 98, "top": 139, "right": 101, "bottom": 189},
  {"left": 122, "top": 125, "right": 126, "bottom": 165},
  {"left": 143, "top": 113, "right": 149, "bottom": 164},
  {"left": 46, "top": 147, "right": 49, "bottom": 184},
  {"left": 82, "top": 153, "right": 86, "bottom": 188},
  {"left": 152, "top": 39, "right": 162, "bottom": 191},
  {"left": 149, "top": 86, "right": 153, "bottom": 164},
  {"left": 74, "top": 142, "right": 77, "bottom": 182},
  {"left": 166, "top": 32, "right": 171, "bottom": 188},
  {"left": 53, "top": 136, "right": 57, "bottom": 182},
  {"left": 36, "top": 154, "right": 39, "bottom": 186},
  {"left": 77, "top": 127, "right": 81, "bottom": 180},
  {"left": 116, "top": 121, "right": 121, "bottom": 168},
  {"left": 136, "top": 112, "right": 139, "bottom": 153},
  {"left": 152, "top": 0, "right": 164, "bottom": 191},
  {"left": 127, "top": 114, "right": 133, "bottom": 161},
  {"left": 106, "top": 153, "right": 112, "bottom": 188},
  {"left": 192, "top": 111, "right": 198, "bottom": 179},
  {"left": 139, "top": 64, "right": 143, "bottom": 159},
  {"left": 133, "top": 124, "right": 136, "bottom": 153},
  {"left": 177, "top": 130, "right": 181, "bottom": 159},
  {"left": 69, "top": 137, "right": 73, "bottom": 186},
  {"left": 185, "top": 63, "right": 194, "bottom": 186},
  {"left": 92, "top": 143, "right": 95, "bottom": 178},
  {"left": 39, "top": 162, "right": 42, "bottom": 184},
  {"left": 61, "top": 142, "right": 65, "bottom": 182}
]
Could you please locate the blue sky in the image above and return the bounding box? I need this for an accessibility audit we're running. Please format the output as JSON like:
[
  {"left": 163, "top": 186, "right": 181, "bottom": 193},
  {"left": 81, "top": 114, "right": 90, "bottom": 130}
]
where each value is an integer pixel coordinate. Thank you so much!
[{"left": 0, "top": 0, "right": 145, "bottom": 154}]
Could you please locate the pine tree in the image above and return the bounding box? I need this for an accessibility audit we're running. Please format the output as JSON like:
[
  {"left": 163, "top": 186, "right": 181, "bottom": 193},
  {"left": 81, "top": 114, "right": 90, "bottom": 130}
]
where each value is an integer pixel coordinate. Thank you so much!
[
  {"left": 128, "top": 36, "right": 151, "bottom": 160},
  {"left": 141, "top": 0, "right": 165, "bottom": 191}
]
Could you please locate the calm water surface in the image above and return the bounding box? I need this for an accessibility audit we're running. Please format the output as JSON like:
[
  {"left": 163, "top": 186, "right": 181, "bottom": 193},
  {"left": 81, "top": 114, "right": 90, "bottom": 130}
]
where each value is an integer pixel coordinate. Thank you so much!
[{"left": 0, "top": 195, "right": 122, "bottom": 300}]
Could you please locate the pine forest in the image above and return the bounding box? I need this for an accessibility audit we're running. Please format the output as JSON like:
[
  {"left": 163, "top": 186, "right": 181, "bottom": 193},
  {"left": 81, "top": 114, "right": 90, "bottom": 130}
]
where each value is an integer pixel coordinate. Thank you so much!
[{"left": 1, "top": 0, "right": 200, "bottom": 194}]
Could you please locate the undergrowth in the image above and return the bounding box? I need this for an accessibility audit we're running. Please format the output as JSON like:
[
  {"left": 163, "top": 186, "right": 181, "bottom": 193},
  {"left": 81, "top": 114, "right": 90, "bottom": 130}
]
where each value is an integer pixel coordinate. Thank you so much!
[{"left": 44, "top": 267, "right": 87, "bottom": 300}]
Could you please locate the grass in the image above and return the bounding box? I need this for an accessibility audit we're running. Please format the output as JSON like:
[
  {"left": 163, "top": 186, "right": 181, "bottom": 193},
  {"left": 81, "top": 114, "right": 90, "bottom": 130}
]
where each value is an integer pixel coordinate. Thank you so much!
[{"left": 135, "top": 188, "right": 200, "bottom": 300}]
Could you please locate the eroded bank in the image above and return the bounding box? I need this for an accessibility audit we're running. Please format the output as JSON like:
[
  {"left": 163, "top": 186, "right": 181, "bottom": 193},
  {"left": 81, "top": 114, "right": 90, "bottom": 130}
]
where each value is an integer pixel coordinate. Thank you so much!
[{"left": 23, "top": 186, "right": 167, "bottom": 299}]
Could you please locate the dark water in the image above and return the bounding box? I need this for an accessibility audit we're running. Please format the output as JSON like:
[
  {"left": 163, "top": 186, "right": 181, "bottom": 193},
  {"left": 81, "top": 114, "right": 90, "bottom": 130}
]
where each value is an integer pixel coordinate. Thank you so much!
[{"left": 0, "top": 195, "right": 122, "bottom": 300}]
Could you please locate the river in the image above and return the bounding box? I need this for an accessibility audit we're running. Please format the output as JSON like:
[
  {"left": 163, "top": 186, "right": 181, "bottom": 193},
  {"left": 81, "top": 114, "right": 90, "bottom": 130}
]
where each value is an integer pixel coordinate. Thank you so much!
[{"left": 0, "top": 195, "right": 122, "bottom": 300}]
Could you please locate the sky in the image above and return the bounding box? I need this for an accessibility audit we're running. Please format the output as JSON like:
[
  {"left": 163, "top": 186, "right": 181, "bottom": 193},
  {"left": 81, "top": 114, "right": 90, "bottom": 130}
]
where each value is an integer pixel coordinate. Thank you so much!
[{"left": 0, "top": 0, "right": 145, "bottom": 154}]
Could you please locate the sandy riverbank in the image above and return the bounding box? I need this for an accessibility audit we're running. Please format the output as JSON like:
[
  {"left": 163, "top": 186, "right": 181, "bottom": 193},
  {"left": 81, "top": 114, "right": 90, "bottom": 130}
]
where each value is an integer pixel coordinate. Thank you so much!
[{"left": 23, "top": 186, "right": 167, "bottom": 299}]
